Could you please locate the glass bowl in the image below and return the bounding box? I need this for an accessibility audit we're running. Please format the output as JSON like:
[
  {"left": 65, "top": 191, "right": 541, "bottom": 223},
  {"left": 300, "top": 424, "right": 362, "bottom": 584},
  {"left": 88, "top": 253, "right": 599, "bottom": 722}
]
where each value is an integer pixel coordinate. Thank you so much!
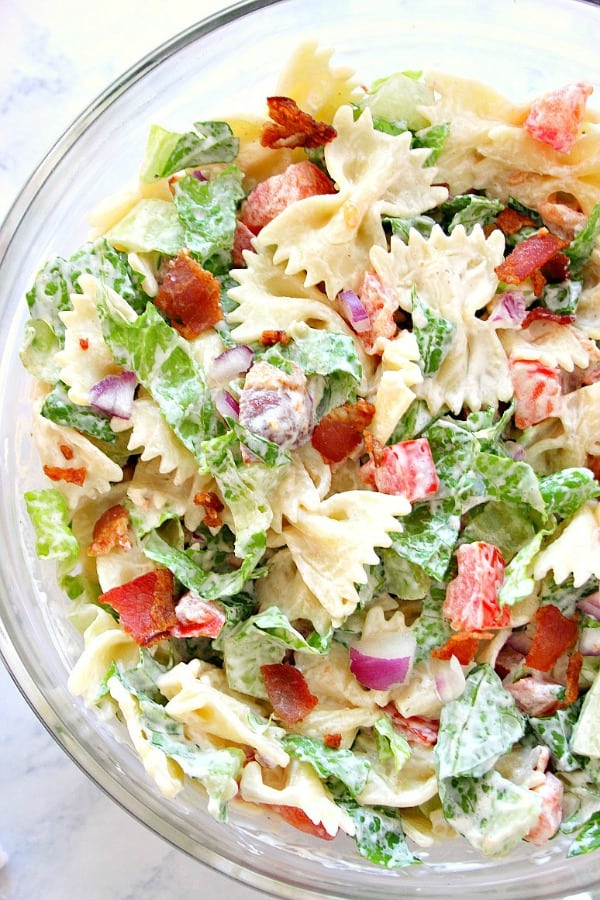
[{"left": 1, "top": 0, "right": 600, "bottom": 896}]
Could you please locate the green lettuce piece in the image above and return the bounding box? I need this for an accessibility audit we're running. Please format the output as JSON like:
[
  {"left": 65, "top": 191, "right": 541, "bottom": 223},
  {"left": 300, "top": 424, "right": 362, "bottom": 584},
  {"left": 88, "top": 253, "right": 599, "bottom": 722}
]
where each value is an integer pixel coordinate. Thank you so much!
[
  {"left": 105, "top": 199, "right": 185, "bottom": 255},
  {"left": 142, "top": 530, "right": 266, "bottom": 601},
  {"left": 540, "top": 573, "right": 599, "bottom": 617},
  {"left": 173, "top": 166, "right": 245, "bottom": 274},
  {"left": 140, "top": 120, "right": 239, "bottom": 182},
  {"left": 40, "top": 381, "right": 117, "bottom": 443},
  {"left": 19, "top": 319, "right": 61, "bottom": 382},
  {"left": 439, "top": 769, "right": 541, "bottom": 856},
  {"left": 539, "top": 468, "right": 600, "bottom": 519},
  {"left": 565, "top": 202, "right": 600, "bottom": 277},
  {"left": 498, "top": 529, "right": 550, "bottom": 607},
  {"left": 282, "top": 734, "right": 371, "bottom": 798},
  {"left": 229, "top": 421, "right": 291, "bottom": 468},
  {"left": 24, "top": 489, "right": 79, "bottom": 576},
  {"left": 413, "top": 585, "right": 452, "bottom": 663},
  {"left": 384, "top": 505, "right": 460, "bottom": 582},
  {"left": 462, "top": 501, "right": 537, "bottom": 562},
  {"left": 25, "top": 238, "right": 151, "bottom": 339},
  {"left": 425, "top": 417, "right": 483, "bottom": 513},
  {"left": 572, "top": 670, "right": 600, "bottom": 758},
  {"left": 222, "top": 607, "right": 330, "bottom": 699},
  {"left": 411, "top": 290, "right": 456, "bottom": 377},
  {"left": 435, "top": 665, "right": 525, "bottom": 780},
  {"left": 438, "top": 194, "right": 503, "bottom": 234},
  {"left": 359, "top": 71, "right": 434, "bottom": 131},
  {"left": 388, "top": 397, "right": 438, "bottom": 443},
  {"left": 568, "top": 811, "right": 600, "bottom": 858},
  {"left": 529, "top": 700, "right": 584, "bottom": 773},
  {"left": 331, "top": 786, "right": 421, "bottom": 868},
  {"left": 411, "top": 122, "right": 450, "bottom": 165},
  {"left": 97, "top": 291, "right": 221, "bottom": 462},
  {"left": 541, "top": 278, "right": 583, "bottom": 315},
  {"left": 475, "top": 451, "right": 546, "bottom": 513},
  {"left": 380, "top": 550, "right": 431, "bottom": 600},
  {"left": 386, "top": 214, "right": 436, "bottom": 242},
  {"left": 373, "top": 716, "right": 411, "bottom": 772}
]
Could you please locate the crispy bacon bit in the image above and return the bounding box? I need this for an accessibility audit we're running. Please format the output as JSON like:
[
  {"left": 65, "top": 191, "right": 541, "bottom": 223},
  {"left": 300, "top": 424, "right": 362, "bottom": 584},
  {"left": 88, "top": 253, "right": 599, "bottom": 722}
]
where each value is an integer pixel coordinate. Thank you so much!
[
  {"left": 59, "top": 444, "right": 74, "bottom": 460},
  {"left": 560, "top": 651, "right": 583, "bottom": 707},
  {"left": 311, "top": 399, "right": 375, "bottom": 464},
  {"left": 524, "top": 82, "right": 593, "bottom": 154},
  {"left": 384, "top": 707, "right": 439, "bottom": 745},
  {"left": 324, "top": 733, "right": 342, "bottom": 749},
  {"left": 240, "top": 160, "right": 336, "bottom": 235},
  {"left": 495, "top": 230, "right": 569, "bottom": 295},
  {"left": 79, "top": 337, "right": 89, "bottom": 351},
  {"left": 525, "top": 604, "right": 579, "bottom": 672},
  {"left": 259, "top": 329, "right": 290, "bottom": 347},
  {"left": 431, "top": 631, "right": 494, "bottom": 666},
  {"left": 193, "top": 491, "right": 224, "bottom": 528},
  {"left": 43, "top": 464, "right": 87, "bottom": 486},
  {"left": 154, "top": 250, "right": 222, "bottom": 341},
  {"left": 266, "top": 805, "right": 335, "bottom": 841},
  {"left": 495, "top": 207, "right": 536, "bottom": 235},
  {"left": 99, "top": 568, "right": 176, "bottom": 646},
  {"left": 261, "top": 96, "right": 337, "bottom": 150},
  {"left": 171, "top": 592, "right": 226, "bottom": 639},
  {"left": 443, "top": 541, "right": 509, "bottom": 632},
  {"left": 509, "top": 357, "right": 563, "bottom": 430},
  {"left": 360, "top": 437, "right": 439, "bottom": 503},
  {"left": 357, "top": 272, "right": 399, "bottom": 354},
  {"left": 260, "top": 663, "right": 318, "bottom": 726},
  {"left": 521, "top": 307, "right": 576, "bottom": 329},
  {"left": 541, "top": 251, "right": 571, "bottom": 283},
  {"left": 88, "top": 504, "right": 132, "bottom": 557}
]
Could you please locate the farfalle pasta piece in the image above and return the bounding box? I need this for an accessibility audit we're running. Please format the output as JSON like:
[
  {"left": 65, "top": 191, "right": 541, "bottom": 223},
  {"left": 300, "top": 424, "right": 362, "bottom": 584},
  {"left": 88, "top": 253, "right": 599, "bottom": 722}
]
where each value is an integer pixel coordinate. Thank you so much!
[
  {"left": 355, "top": 734, "right": 439, "bottom": 808},
  {"left": 68, "top": 605, "right": 140, "bottom": 705},
  {"left": 520, "top": 380, "right": 600, "bottom": 472},
  {"left": 125, "top": 457, "right": 213, "bottom": 535},
  {"left": 533, "top": 501, "right": 600, "bottom": 587},
  {"left": 282, "top": 490, "right": 410, "bottom": 621},
  {"left": 274, "top": 40, "right": 359, "bottom": 124},
  {"left": 256, "top": 549, "right": 334, "bottom": 637},
  {"left": 421, "top": 71, "right": 600, "bottom": 215},
  {"left": 371, "top": 225, "right": 512, "bottom": 413},
  {"left": 499, "top": 319, "right": 592, "bottom": 372},
  {"left": 368, "top": 331, "right": 423, "bottom": 444},
  {"left": 257, "top": 105, "right": 448, "bottom": 298},
  {"left": 268, "top": 443, "right": 331, "bottom": 534}
]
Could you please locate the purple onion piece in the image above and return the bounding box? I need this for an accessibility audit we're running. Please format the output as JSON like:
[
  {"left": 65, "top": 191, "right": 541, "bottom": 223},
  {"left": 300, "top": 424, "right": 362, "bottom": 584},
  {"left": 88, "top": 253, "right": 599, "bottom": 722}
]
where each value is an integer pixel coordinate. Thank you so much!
[
  {"left": 349, "top": 631, "right": 416, "bottom": 690},
  {"left": 89, "top": 370, "right": 136, "bottom": 419},
  {"left": 577, "top": 591, "right": 600, "bottom": 620},
  {"left": 211, "top": 345, "right": 254, "bottom": 386},
  {"left": 338, "top": 289, "right": 370, "bottom": 334},
  {"left": 488, "top": 290, "right": 528, "bottom": 328},
  {"left": 213, "top": 388, "right": 240, "bottom": 421}
]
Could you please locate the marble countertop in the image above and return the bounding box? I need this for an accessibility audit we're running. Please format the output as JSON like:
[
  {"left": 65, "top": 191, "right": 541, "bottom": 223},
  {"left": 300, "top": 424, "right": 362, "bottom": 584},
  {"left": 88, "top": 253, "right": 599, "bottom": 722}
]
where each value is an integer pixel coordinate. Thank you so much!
[{"left": 0, "top": 2, "right": 268, "bottom": 897}]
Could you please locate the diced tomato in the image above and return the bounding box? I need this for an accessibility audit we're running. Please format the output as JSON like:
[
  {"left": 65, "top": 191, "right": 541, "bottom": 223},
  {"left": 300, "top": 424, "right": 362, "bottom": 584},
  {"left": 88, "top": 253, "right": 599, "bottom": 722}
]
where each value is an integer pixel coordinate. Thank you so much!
[
  {"left": 311, "top": 398, "right": 375, "bottom": 463},
  {"left": 99, "top": 568, "right": 176, "bottom": 646},
  {"left": 266, "top": 805, "right": 335, "bottom": 841},
  {"left": 356, "top": 272, "right": 399, "bottom": 354},
  {"left": 232, "top": 219, "right": 256, "bottom": 267},
  {"left": 43, "top": 465, "right": 87, "bottom": 486},
  {"left": 431, "top": 631, "right": 493, "bottom": 666},
  {"left": 524, "top": 82, "right": 593, "bottom": 154},
  {"left": 525, "top": 772, "right": 564, "bottom": 846},
  {"left": 154, "top": 250, "right": 222, "bottom": 340},
  {"left": 323, "top": 733, "right": 342, "bottom": 749},
  {"left": 240, "top": 161, "right": 336, "bottom": 235},
  {"left": 261, "top": 96, "right": 337, "bottom": 150},
  {"left": 88, "top": 504, "right": 132, "bottom": 557},
  {"left": 509, "top": 357, "right": 563, "bottom": 430},
  {"left": 259, "top": 329, "right": 290, "bottom": 347},
  {"left": 525, "top": 604, "right": 579, "bottom": 672},
  {"left": 171, "top": 592, "right": 226, "bottom": 639},
  {"left": 506, "top": 677, "right": 564, "bottom": 717},
  {"left": 260, "top": 663, "right": 318, "bottom": 726},
  {"left": 495, "top": 230, "right": 569, "bottom": 293},
  {"left": 443, "top": 541, "right": 509, "bottom": 632},
  {"left": 361, "top": 437, "right": 439, "bottom": 503},
  {"left": 384, "top": 707, "right": 439, "bottom": 745}
]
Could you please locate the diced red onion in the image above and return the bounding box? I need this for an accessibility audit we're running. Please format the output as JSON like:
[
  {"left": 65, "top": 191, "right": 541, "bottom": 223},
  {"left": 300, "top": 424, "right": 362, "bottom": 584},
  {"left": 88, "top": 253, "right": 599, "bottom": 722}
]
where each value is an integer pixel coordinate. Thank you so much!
[
  {"left": 578, "top": 626, "right": 600, "bottom": 656},
  {"left": 192, "top": 170, "right": 207, "bottom": 181},
  {"left": 349, "top": 631, "right": 416, "bottom": 690},
  {"left": 213, "top": 388, "right": 240, "bottom": 421},
  {"left": 338, "top": 289, "right": 371, "bottom": 334},
  {"left": 210, "top": 345, "right": 254, "bottom": 386},
  {"left": 488, "top": 291, "right": 528, "bottom": 329},
  {"left": 577, "top": 591, "right": 600, "bottom": 621},
  {"left": 505, "top": 440, "right": 526, "bottom": 461},
  {"left": 432, "top": 656, "right": 465, "bottom": 703},
  {"left": 89, "top": 370, "right": 136, "bottom": 419}
]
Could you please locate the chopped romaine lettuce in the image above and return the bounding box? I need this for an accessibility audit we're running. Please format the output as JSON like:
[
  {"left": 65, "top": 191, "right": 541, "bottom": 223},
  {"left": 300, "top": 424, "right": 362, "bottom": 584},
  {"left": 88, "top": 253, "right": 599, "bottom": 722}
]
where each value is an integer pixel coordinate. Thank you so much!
[
  {"left": 373, "top": 716, "right": 411, "bottom": 772},
  {"left": 411, "top": 289, "right": 456, "bottom": 377},
  {"left": 140, "top": 120, "right": 240, "bottom": 182},
  {"left": 282, "top": 734, "right": 371, "bottom": 798},
  {"left": 40, "top": 381, "right": 117, "bottom": 443},
  {"left": 359, "top": 71, "right": 434, "bottom": 132}
]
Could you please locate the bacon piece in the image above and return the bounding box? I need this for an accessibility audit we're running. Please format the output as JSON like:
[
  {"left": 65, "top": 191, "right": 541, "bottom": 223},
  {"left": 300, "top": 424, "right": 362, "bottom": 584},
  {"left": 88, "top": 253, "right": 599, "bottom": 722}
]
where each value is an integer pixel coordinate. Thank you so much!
[
  {"left": 59, "top": 444, "right": 74, "bottom": 460},
  {"left": 495, "top": 230, "right": 569, "bottom": 294},
  {"left": 360, "top": 437, "right": 439, "bottom": 503},
  {"left": 509, "top": 357, "right": 563, "bottom": 430},
  {"left": 431, "top": 631, "right": 493, "bottom": 666},
  {"left": 443, "top": 541, "right": 509, "bottom": 632},
  {"left": 525, "top": 604, "right": 579, "bottom": 672},
  {"left": 99, "top": 568, "right": 176, "bottom": 646},
  {"left": 324, "top": 733, "right": 342, "bottom": 749},
  {"left": 43, "top": 465, "right": 87, "bottom": 486},
  {"left": 524, "top": 82, "right": 593, "bottom": 154},
  {"left": 240, "top": 160, "right": 336, "bottom": 235},
  {"left": 521, "top": 307, "right": 575, "bottom": 329},
  {"left": 261, "top": 96, "right": 337, "bottom": 150},
  {"left": 311, "top": 398, "right": 375, "bottom": 464},
  {"left": 541, "top": 251, "right": 571, "bottom": 284},
  {"left": 495, "top": 207, "right": 537, "bottom": 235},
  {"left": 88, "top": 504, "right": 132, "bottom": 557},
  {"left": 356, "top": 272, "right": 399, "bottom": 354},
  {"left": 260, "top": 663, "right": 318, "bottom": 726},
  {"left": 384, "top": 707, "right": 439, "bottom": 745},
  {"left": 266, "top": 805, "right": 335, "bottom": 840},
  {"left": 506, "top": 677, "right": 564, "bottom": 717},
  {"left": 525, "top": 772, "right": 564, "bottom": 845},
  {"left": 79, "top": 337, "right": 89, "bottom": 351},
  {"left": 193, "top": 491, "right": 224, "bottom": 528},
  {"left": 259, "top": 329, "right": 290, "bottom": 347},
  {"left": 154, "top": 250, "right": 222, "bottom": 340},
  {"left": 560, "top": 651, "right": 583, "bottom": 707},
  {"left": 171, "top": 591, "right": 226, "bottom": 639}
]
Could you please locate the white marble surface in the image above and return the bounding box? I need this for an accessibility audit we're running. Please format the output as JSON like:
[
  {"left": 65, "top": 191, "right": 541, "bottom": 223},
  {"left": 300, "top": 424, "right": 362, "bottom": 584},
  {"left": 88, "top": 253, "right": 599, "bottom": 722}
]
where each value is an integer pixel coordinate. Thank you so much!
[{"left": 0, "top": 2, "right": 269, "bottom": 898}]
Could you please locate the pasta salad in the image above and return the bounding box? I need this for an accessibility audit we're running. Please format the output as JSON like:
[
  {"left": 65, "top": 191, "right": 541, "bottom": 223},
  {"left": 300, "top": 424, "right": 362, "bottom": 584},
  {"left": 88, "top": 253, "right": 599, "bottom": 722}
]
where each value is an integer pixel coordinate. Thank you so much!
[{"left": 20, "top": 42, "right": 600, "bottom": 867}]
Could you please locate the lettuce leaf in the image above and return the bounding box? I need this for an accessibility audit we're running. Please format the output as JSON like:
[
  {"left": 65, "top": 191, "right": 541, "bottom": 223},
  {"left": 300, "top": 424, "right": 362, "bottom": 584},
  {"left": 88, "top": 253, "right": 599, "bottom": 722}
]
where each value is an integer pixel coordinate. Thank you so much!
[
  {"left": 140, "top": 121, "right": 239, "bottom": 182},
  {"left": 413, "top": 585, "right": 453, "bottom": 663},
  {"left": 411, "top": 289, "right": 456, "bottom": 377},
  {"left": 437, "top": 194, "right": 503, "bottom": 234},
  {"left": 538, "top": 468, "right": 600, "bottom": 520},
  {"left": 40, "top": 381, "right": 116, "bottom": 443},
  {"left": 383, "top": 505, "right": 460, "bottom": 583},
  {"left": 373, "top": 716, "right": 411, "bottom": 772},
  {"left": 282, "top": 734, "right": 371, "bottom": 798},
  {"left": 565, "top": 202, "right": 600, "bottom": 277}
]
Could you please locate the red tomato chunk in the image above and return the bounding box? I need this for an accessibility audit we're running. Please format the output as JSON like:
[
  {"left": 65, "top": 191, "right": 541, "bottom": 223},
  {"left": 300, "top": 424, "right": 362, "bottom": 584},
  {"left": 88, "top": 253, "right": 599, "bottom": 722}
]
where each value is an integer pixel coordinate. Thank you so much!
[
  {"left": 524, "top": 82, "right": 593, "bottom": 154},
  {"left": 239, "top": 160, "right": 336, "bottom": 235},
  {"left": 509, "top": 357, "right": 562, "bottom": 429},
  {"left": 443, "top": 541, "right": 509, "bottom": 632},
  {"left": 362, "top": 438, "right": 439, "bottom": 503}
]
